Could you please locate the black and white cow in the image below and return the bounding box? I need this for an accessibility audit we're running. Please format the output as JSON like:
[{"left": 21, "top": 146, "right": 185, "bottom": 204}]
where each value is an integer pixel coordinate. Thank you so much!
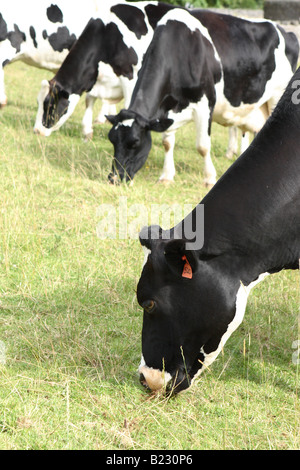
[
  {"left": 0, "top": 0, "right": 108, "bottom": 109},
  {"left": 33, "top": 1, "right": 176, "bottom": 138},
  {"left": 137, "top": 66, "right": 300, "bottom": 395},
  {"left": 107, "top": 9, "right": 299, "bottom": 186}
]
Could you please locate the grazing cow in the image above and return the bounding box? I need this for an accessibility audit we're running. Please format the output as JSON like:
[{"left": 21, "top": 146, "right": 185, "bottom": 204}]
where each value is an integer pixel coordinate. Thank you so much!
[
  {"left": 33, "top": 1, "right": 176, "bottom": 138},
  {"left": 107, "top": 9, "right": 299, "bottom": 185},
  {"left": 0, "top": 0, "right": 108, "bottom": 109},
  {"left": 136, "top": 67, "right": 300, "bottom": 395}
]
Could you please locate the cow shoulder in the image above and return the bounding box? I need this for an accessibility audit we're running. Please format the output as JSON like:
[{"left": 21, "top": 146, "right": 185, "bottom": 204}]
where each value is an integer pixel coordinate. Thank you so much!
[
  {"left": 144, "top": 3, "right": 177, "bottom": 30},
  {"left": 193, "top": 11, "right": 280, "bottom": 106},
  {"left": 154, "top": 15, "right": 221, "bottom": 110},
  {"left": 105, "top": 22, "right": 138, "bottom": 79},
  {"left": 110, "top": 4, "right": 148, "bottom": 39}
]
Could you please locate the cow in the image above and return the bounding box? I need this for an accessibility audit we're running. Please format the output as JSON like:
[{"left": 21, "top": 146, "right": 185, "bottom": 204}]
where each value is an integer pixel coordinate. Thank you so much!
[
  {"left": 107, "top": 9, "right": 299, "bottom": 186},
  {"left": 33, "top": 1, "right": 176, "bottom": 138},
  {"left": 136, "top": 66, "right": 300, "bottom": 395},
  {"left": 0, "top": 0, "right": 104, "bottom": 107},
  {"left": 0, "top": 0, "right": 129, "bottom": 130}
]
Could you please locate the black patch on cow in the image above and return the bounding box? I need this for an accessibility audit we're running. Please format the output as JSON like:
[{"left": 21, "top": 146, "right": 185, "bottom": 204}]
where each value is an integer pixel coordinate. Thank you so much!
[
  {"left": 47, "top": 4, "right": 63, "bottom": 23},
  {"left": 8, "top": 24, "right": 26, "bottom": 53},
  {"left": 111, "top": 4, "right": 148, "bottom": 39},
  {"left": 47, "top": 26, "right": 76, "bottom": 52},
  {"left": 277, "top": 26, "right": 299, "bottom": 72},
  {"left": 42, "top": 29, "right": 48, "bottom": 40},
  {"left": 2, "top": 59, "right": 10, "bottom": 67},
  {"left": 192, "top": 11, "right": 279, "bottom": 107},
  {"left": 30, "top": 26, "right": 37, "bottom": 48},
  {"left": 105, "top": 22, "right": 138, "bottom": 79},
  {"left": 0, "top": 13, "right": 8, "bottom": 41},
  {"left": 145, "top": 3, "right": 178, "bottom": 30}
]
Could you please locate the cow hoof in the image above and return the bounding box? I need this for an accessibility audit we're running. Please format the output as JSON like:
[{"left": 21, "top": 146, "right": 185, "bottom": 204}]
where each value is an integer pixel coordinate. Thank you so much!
[
  {"left": 84, "top": 132, "right": 93, "bottom": 142},
  {"left": 225, "top": 152, "right": 235, "bottom": 160},
  {"left": 158, "top": 178, "right": 174, "bottom": 185}
]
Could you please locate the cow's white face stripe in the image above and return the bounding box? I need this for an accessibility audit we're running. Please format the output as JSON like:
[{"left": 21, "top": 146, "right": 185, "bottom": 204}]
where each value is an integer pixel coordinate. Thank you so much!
[{"left": 115, "top": 118, "right": 135, "bottom": 130}]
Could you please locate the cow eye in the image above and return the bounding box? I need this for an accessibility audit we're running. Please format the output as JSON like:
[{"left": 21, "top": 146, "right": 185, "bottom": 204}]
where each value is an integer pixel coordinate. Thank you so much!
[{"left": 142, "top": 300, "right": 156, "bottom": 313}]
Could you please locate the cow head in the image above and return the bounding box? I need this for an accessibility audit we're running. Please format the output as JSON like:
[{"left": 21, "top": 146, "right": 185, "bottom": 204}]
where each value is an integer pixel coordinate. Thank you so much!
[
  {"left": 106, "top": 110, "right": 173, "bottom": 183},
  {"left": 34, "top": 79, "right": 80, "bottom": 136},
  {"left": 137, "top": 224, "right": 239, "bottom": 395}
]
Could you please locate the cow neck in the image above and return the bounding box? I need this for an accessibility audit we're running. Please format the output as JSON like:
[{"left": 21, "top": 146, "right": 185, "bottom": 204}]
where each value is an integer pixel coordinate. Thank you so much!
[
  {"left": 128, "top": 33, "right": 173, "bottom": 121},
  {"left": 55, "top": 18, "right": 107, "bottom": 96},
  {"left": 179, "top": 90, "right": 300, "bottom": 284}
]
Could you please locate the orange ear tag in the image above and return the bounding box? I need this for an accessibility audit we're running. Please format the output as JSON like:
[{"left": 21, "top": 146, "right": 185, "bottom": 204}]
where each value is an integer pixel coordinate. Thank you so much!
[{"left": 182, "top": 255, "right": 193, "bottom": 279}]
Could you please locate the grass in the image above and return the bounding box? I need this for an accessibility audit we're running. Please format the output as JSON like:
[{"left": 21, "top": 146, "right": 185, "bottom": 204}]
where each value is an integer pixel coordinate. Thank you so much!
[{"left": 0, "top": 61, "right": 299, "bottom": 450}]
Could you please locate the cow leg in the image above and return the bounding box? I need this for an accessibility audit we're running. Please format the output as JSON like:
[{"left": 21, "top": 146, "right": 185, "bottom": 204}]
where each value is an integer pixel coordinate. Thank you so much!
[
  {"left": 225, "top": 127, "right": 238, "bottom": 159},
  {"left": 194, "top": 104, "right": 217, "bottom": 188},
  {"left": 159, "top": 130, "right": 176, "bottom": 183},
  {"left": 96, "top": 101, "right": 117, "bottom": 125},
  {"left": 0, "top": 67, "right": 7, "bottom": 108},
  {"left": 240, "top": 131, "right": 250, "bottom": 154},
  {"left": 82, "top": 94, "right": 97, "bottom": 140}
]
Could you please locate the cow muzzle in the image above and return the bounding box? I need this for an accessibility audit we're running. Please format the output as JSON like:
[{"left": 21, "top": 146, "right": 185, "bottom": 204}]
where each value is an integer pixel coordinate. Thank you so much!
[
  {"left": 139, "top": 365, "right": 172, "bottom": 393},
  {"left": 33, "top": 127, "right": 51, "bottom": 137}
]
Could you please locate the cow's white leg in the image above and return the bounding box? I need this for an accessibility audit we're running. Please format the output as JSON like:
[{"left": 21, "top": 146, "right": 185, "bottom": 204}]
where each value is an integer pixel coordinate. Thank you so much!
[
  {"left": 194, "top": 99, "right": 217, "bottom": 187},
  {"left": 0, "top": 67, "right": 7, "bottom": 108},
  {"left": 95, "top": 101, "right": 117, "bottom": 125},
  {"left": 226, "top": 126, "right": 238, "bottom": 159},
  {"left": 159, "top": 130, "right": 176, "bottom": 182},
  {"left": 82, "top": 94, "right": 97, "bottom": 140},
  {"left": 240, "top": 131, "right": 250, "bottom": 154}
]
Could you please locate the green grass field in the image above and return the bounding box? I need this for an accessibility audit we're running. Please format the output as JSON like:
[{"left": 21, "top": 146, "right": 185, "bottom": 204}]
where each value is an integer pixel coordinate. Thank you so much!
[{"left": 0, "top": 62, "right": 299, "bottom": 450}]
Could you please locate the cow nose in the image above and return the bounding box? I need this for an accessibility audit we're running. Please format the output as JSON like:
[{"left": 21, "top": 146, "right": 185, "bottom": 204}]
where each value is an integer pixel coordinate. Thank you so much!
[
  {"left": 139, "top": 365, "right": 172, "bottom": 392},
  {"left": 33, "top": 127, "right": 44, "bottom": 136}
]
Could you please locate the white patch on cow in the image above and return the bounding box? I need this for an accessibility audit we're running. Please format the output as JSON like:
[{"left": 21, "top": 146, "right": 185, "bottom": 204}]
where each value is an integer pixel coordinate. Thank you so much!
[
  {"left": 82, "top": 62, "right": 123, "bottom": 136},
  {"left": 142, "top": 246, "right": 151, "bottom": 267},
  {"left": 158, "top": 8, "right": 212, "bottom": 45},
  {"left": 191, "top": 272, "right": 270, "bottom": 385},
  {"left": 34, "top": 83, "right": 80, "bottom": 136},
  {"left": 115, "top": 119, "right": 135, "bottom": 130},
  {"left": 34, "top": 79, "right": 51, "bottom": 136}
]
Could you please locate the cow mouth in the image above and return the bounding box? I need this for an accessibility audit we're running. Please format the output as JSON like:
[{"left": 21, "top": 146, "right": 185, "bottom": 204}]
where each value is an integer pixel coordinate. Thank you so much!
[
  {"left": 139, "top": 352, "right": 204, "bottom": 395},
  {"left": 139, "top": 367, "right": 191, "bottom": 396}
]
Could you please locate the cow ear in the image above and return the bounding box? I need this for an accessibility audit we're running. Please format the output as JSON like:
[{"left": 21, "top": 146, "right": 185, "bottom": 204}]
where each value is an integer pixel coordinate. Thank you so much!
[
  {"left": 148, "top": 118, "right": 174, "bottom": 132},
  {"left": 164, "top": 239, "right": 198, "bottom": 279},
  {"left": 105, "top": 115, "right": 118, "bottom": 125},
  {"left": 139, "top": 225, "right": 163, "bottom": 250}
]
